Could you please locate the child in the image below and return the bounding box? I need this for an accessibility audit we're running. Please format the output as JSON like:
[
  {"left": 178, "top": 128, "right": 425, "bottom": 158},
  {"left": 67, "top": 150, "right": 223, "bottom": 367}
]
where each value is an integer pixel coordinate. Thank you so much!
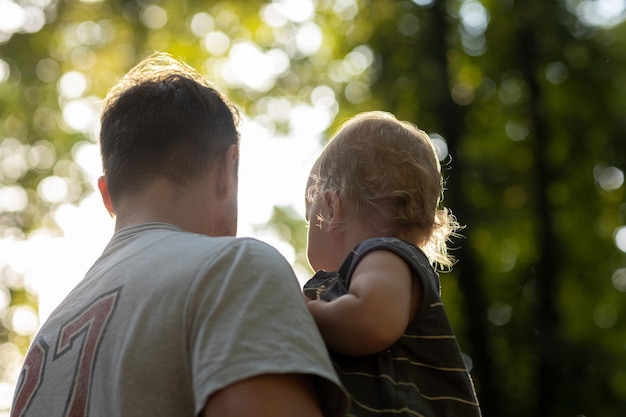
[{"left": 303, "top": 111, "right": 482, "bottom": 417}]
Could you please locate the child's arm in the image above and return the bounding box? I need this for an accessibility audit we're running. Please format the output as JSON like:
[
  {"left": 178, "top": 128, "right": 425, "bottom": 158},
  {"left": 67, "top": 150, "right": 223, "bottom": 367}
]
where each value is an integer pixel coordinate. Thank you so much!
[{"left": 306, "top": 250, "right": 422, "bottom": 356}]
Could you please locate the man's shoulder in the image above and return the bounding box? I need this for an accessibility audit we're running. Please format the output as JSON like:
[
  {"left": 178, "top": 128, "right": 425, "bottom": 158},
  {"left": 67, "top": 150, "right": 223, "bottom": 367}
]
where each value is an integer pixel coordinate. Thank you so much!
[
  {"left": 188, "top": 234, "right": 280, "bottom": 258},
  {"left": 173, "top": 234, "right": 290, "bottom": 273},
  {"left": 105, "top": 225, "right": 286, "bottom": 275},
  {"left": 128, "top": 224, "right": 278, "bottom": 255}
]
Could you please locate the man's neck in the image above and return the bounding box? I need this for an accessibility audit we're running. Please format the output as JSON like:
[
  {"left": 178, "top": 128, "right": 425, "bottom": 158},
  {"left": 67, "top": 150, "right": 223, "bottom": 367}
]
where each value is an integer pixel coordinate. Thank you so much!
[{"left": 112, "top": 178, "right": 201, "bottom": 233}]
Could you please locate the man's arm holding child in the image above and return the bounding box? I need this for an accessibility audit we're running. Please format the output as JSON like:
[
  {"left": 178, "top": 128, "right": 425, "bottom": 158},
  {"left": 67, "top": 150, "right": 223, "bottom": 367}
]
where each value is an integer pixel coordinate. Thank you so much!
[{"left": 203, "top": 374, "right": 325, "bottom": 417}]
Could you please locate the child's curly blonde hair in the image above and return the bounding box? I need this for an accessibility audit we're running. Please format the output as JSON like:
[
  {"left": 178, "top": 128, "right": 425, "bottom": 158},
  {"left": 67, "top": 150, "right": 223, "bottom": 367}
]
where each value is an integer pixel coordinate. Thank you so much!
[{"left": 309, "top": 111, "right": 460, "bottom": 268}]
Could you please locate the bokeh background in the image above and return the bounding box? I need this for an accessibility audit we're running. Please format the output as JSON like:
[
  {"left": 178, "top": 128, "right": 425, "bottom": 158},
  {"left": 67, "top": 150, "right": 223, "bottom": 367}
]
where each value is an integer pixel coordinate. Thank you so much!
[{"left": 1, "top": 0, "right": 626, "bottom": 416}]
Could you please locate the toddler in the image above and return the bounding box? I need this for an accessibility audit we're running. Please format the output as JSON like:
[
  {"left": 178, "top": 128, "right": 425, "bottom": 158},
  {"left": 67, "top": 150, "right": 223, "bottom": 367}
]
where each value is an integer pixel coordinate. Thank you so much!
[{"left": 303, "top": 111, "right": 482, "bottom": 417}]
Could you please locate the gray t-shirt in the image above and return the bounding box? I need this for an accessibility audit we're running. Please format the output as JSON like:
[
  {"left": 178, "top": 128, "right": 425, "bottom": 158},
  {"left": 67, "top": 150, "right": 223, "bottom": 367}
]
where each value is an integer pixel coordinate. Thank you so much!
[{"left": 11, "top": 223, "right": 347, "bottom": 416}]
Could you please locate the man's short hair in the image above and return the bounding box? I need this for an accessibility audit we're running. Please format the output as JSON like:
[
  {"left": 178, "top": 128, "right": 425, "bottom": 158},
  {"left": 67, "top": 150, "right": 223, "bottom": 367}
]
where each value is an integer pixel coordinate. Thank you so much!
[{"left": 100, "top": 52, "right": 240, "bottom": 205}]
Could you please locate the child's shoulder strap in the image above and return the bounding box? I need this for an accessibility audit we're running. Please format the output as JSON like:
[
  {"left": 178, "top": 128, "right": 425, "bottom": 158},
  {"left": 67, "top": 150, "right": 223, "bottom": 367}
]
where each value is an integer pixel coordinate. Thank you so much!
[{"left": 339, "top": 237, "right": 441, "bottom": 297}]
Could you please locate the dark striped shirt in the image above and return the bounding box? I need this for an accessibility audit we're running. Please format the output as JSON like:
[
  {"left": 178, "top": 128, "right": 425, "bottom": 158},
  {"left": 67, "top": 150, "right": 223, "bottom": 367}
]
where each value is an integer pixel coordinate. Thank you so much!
[{"left": 304, "top": 237, "right": 482, "bottom": 417}]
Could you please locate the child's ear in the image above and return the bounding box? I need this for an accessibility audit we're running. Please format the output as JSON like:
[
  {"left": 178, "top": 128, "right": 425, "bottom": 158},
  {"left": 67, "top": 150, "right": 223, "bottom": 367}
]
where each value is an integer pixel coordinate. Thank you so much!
[
  {"left": 97, "top": 176, "right": 115, "bottom": 217},
  {"left": 323, "top": 190, "right": 344, "bottom": 232}
]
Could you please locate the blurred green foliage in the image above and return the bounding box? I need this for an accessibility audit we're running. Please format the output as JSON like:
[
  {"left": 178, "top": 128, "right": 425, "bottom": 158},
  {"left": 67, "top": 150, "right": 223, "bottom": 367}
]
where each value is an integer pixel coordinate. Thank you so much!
[{"left": 1, "top": 0, "right": 625, "bottom": 416}]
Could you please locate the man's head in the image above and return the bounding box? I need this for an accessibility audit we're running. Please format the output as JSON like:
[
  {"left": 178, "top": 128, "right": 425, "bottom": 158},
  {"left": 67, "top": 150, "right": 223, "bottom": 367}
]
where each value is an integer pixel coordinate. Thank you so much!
[{"left": 99, "top": 52, "right": 240, "bottom": 207}]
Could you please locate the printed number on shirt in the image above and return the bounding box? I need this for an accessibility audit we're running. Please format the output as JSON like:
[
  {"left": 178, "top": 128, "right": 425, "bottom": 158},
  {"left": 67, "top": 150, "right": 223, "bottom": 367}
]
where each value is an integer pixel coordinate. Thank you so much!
[{"left": 11, "top": 287, "right": 122, "bottom": 417}]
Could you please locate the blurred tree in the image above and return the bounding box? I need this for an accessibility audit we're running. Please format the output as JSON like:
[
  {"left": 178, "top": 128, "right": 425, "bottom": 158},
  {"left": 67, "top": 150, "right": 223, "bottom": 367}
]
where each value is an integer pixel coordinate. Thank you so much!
[
  {"left": 1, "top": 0, "right": 625, "bottom": 416},
  {"left": 296, "top": 0, "right": 626, "bottom": 416},
  {"left": 269, "top": 0, "right": 626, "bottom": 416}
]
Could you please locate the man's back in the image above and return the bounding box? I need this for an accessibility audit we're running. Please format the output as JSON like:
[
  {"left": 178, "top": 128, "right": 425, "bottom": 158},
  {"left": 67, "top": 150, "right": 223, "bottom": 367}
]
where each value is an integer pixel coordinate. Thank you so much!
[{"left": 12, "top": 223, "right": 345, "bottom": 416}]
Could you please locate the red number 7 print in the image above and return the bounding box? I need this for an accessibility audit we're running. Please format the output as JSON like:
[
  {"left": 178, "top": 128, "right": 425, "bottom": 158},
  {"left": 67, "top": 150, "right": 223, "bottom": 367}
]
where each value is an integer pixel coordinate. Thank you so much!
[
  {"left": 10, "top": 339, "right": 48, "bottom": 417},
  {"left": 11, "top": 287, "right": 121, "bottom": 417}
]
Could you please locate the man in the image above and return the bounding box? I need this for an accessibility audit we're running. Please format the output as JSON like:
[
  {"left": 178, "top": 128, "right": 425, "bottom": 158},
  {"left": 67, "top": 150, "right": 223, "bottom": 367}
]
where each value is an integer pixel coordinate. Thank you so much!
[{"left": 11, "top": 53, "right": 347, "bottom": 417}]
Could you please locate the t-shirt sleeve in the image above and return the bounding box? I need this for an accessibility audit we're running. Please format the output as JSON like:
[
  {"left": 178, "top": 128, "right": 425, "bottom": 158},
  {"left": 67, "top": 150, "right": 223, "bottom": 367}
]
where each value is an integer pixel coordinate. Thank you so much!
[{"left": 187, "top": 238, "right": 348, "bottom": 416}]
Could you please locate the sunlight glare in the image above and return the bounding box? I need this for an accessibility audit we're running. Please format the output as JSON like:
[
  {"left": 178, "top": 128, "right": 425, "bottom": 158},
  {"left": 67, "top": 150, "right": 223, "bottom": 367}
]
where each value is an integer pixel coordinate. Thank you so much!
[
  {"left": 0, "top": 286, "right": 9, "bottom": 310},
  {"left": 11, "top": 195, "right": 115, "bottom": 325},
  {"left": 61, "top": 97, "right": 100, "bottom": 133},
  {"left": 203, "top": 31, "right": 230, "bottom": 56},
  {"left": 33, "top": 106, "right": 58, "bottom": 132},
  {"left": 37, "top": 176, "right": 68, "bottom": 203},
  {"left": 412, "top": 0, "right": 435, "bottom": 6},
  {"left": 311, "top": 85, "right": 337, "bottom": 110},
  {"left": 72, "top": 141, "right": 102, "bottom": 180},
  {"left": 260, "top": 96, "right": 292, "bottom": 122},
  {"left": 344, "top": 80, "right": 370, "bottom": 104},
  {"left": 8, "top": 306, "right": 39, "bottom": 335},
  {"left": 1, "top": 382, "right": 16, "bottom": 413},
  {"left": 596, "top": 0, "right": 626, "bottom": 18},
  {"left": 615, "top": 226, "right": 626, "bottom": 253},
  {"left": 612, "top": 268, "right": 626, "bottom": 292},
  {"left": 22, "top": 6, "right": 45, "bottom": 33},
  {"left": 344, "top": 46, "right": 374, "bottom": 75},
  {"left": 0, "top": 0, "right": 26, "bottom": 34},
  {"left": 260, "top": 3, "right": 288, "bottom": 27},
  {"left": 0, "top": 186, "right": 27, "bottom": 212},
  {"left": 333, "top": 0, "right": 359, "bottom": 20},
  {"left": 140, "top": 5, "right": 168, "bottom": 30},
  {"left": 0, "top": 59, "right": 9, "bottom": 83},
  {"left": 76, "top": 21, "right": 103, "bottom": 45},
  {"left": 29, "top": 141, "right": 56, "bottom": 171},
  {"left": 223, "top": 42, "right": 289, "bottom": 91},
  {"left": 430, "top": 134, "right": 449, "bottom": 161},
  {"left": 236, "top": 117, "right": 324, "bottom": 273},
  {"left": 505, "top": 121, "right": 529, "bottom": 141},
  {"left": 0, "top": 342, "right": 21, "bottom": 406},
  {"left": 0, "top": 139, "right": 28, "bottom": 181},
  {"left": 267, "top": 48, "right": 290, "bottom": 73},
  {"left": 36, "top": 58, "right": 60, "bottom": 83},
  {"left": 295, "top": 22, "right": 322, "bottom": 55},
  {"left": 594, "top": 164, "right": 624, "bottom": 191},
  {"left": 58, "top": 71, "right": 88, "bottom": 99},
  {"left": 460, "top": 0, "right": 490, "bottom": 36},
  {"left": 328, "top": 60, "right": 350, "bottom": 83},
  {"left": 273, "top": 0, "right": 315, "bottom": 23},
  {"left": 191, "top": 12, "right": 215, "bottom": 36},
  {"left": 30, "top": 0, "right": 54, "bottom": 6},
  {"left": 289, "top": 104, "right": 333, "bottom": 135},
  {"left": 451, "top": 82, "right": 475, "bottom": 105},
  {"left": 573, "top": 0, "right": 626, "bottom": 26},
  {"left": 224, "top": 43, "right": 272, "bottom": 90}
]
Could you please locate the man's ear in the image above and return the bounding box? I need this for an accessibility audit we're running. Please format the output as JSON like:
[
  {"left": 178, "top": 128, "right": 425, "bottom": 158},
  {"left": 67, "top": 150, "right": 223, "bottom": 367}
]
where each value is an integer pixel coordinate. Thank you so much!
[
  {"left": 97, "top": 176, "right": 115, "bottom": 217},
  {"left": 216, "top": 144, "right": 239, "bottom": 198},
  {"left": 323, "top": 189, "right": 343, "bottom": 232}
]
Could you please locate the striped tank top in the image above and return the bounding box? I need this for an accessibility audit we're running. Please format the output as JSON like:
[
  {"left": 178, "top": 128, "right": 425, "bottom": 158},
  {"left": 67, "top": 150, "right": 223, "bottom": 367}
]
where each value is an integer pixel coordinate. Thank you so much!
[{"left": 304, "top": 237, "right": 482, "bottom": 417}]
